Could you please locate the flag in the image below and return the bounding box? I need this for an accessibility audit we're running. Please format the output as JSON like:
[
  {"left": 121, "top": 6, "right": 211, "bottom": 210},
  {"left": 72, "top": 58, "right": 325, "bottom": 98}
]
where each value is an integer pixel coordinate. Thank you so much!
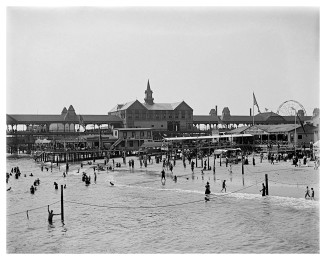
[
  {"left": 297, "top": 112, "right": 307, "bottom": 137},
  {"left": 253, "top": 92, "right": 261, "bottom": 113},
  {"left": 79, "top": 115, "right": 85, "bottom": 128}
]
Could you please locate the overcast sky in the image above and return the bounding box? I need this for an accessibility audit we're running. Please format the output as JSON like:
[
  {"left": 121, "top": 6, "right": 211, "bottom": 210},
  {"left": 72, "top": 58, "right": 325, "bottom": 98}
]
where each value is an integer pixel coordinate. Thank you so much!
[{"left": 6, "top": 7, "right": 319, "bottom": 116}]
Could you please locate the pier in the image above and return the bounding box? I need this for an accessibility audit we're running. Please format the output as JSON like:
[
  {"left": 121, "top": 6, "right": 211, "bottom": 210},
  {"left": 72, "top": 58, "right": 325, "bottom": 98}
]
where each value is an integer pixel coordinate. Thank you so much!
[{"left": 34, "top": 150, "right": 112, "bottom": 164}]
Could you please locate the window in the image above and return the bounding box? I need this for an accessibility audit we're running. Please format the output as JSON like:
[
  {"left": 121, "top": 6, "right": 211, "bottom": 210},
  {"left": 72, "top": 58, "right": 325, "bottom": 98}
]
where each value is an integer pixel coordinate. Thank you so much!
[
  {"left": 135, "top": 110, "right": 139, "bottom": 119},
  {"left": 169, "top": 112, "right": 173, "bottom": 119},
  {"left": 151, "top": 125, "right": 154, "bottom": 127},
  {"left": 181, "top": 110, "right": 185, "bottom": 119},
  {"left": 161, "top": 125, "right": 164, "bottom": 127},
  {"left": 123, "top": 132, "right": 127, "bottom": 138},
  {"left": 298, "top": 135, "right": 303, "bottom": 139},
  {"left": 147, "top": 131, "right": 151, "bottom": 138},
  {"left": 132, "top": 132, "right": 135, "bottom": 138},
  {"left": 140, "top": 131, "right": 144, "bottom": 137},
  {"left": 129, "top": 141, "right": 133, "bottom": 147},
  {"left": 175, "top": 112, "right": 179, "bottom": 119},
  {"left": 142, "top": 111, "right": 146, "bottom": 119},
  {"left": 148, "top": 111, "right": 153, "bottom": 119}
]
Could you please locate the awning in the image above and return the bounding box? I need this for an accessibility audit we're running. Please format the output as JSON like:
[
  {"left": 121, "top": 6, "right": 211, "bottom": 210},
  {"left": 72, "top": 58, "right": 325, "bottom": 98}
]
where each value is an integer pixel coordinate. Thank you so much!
[{"left": 35, "top": 139, "right": 52, "bottom": 144}]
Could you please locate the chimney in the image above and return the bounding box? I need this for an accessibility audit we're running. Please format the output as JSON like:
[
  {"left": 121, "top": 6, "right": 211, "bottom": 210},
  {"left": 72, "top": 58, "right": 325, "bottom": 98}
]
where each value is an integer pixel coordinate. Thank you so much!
[
  {"left": 215, "top": 105, "right": 218, "bottom": 116},
  {"left": 250, "top": 108, "right": 252, "bottom": 117}
]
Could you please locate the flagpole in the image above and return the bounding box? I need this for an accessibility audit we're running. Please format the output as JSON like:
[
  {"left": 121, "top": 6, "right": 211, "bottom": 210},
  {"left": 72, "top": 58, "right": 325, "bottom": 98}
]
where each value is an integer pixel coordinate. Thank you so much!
[{"left": 253, "top": 94, "right": 255, "bottom": 126}]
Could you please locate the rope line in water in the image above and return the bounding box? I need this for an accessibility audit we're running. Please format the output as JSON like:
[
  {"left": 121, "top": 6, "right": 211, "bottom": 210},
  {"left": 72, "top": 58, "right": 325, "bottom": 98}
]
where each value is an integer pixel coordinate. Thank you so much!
[
  {"left": 209, "top": 181, "right": 263, "bottom": 199},
  {"left": 64, "top": 198, "right": 204, "bottom": 209},
  {"left": 268, "top": 179, "right": 319, "bottom": 186},
  {"left": 6, "top": 200, "right": 60, "bottom": 217},
  {"left": 244, "top": 166, "right": 318, "bottom": 186},
  {"left": 64, "top": 179, "right": 264, "bottom": 209}
]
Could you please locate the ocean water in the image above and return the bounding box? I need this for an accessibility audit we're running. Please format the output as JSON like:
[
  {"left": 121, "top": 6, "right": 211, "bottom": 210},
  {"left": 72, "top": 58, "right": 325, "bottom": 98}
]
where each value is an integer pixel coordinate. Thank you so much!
[{"left": 6, "top": 155, "right": 319, "bottom": 253}]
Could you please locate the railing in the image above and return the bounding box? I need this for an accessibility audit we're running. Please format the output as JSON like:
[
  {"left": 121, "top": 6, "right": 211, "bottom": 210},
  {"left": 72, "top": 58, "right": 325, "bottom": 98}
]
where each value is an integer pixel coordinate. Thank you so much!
[{"left": 109, "top": 138, "right": 124, "bottom": 151}]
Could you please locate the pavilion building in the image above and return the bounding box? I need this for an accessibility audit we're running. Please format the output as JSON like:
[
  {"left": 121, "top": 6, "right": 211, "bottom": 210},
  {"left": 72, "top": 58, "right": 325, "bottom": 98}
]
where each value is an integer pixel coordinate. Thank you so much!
[{"left": 108, "top": 80, "right": 194, "bottom": 131}]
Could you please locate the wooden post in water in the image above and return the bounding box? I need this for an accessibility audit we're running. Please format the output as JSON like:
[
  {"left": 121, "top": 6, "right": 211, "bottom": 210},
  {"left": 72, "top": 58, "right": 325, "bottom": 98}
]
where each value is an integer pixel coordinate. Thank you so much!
[
  {"left": 61, "top": 185, "right": 64, "bottom": 222},
  {"left": 242, "top": 152, "right": 244, "bottom": 175},
  {"left": 265, "top": 174, "right": 269, "bottom": 195}
]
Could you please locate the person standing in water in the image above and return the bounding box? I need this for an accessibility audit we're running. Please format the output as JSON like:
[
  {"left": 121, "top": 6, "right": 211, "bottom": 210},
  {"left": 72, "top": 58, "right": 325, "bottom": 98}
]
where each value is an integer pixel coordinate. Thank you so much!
[
  {"left": 311, "top": 188, "right": 315, "bottom": 200},
  {"left": 260, "top": 183, "right": 266, "bottom": 196},
  {"left": 221, "top": 180, "right": 226, "bottom": 193},
  {"left": 161, "top": 169, "right": 166, "bottom": 180},
  {"left": 205, "top": 182, "right": 211, "bottom": 195},
  {"left": 48, "top": 205, "right": 60, "bottom": 225},
  {"left": 305, "top": 186, "right": 310, "bottom": 199}
]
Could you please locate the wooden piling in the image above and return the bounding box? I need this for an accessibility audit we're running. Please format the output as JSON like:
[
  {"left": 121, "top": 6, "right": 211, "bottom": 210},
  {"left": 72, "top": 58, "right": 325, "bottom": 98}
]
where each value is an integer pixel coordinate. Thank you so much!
[
  {"left": 61, "top": 185, "right": 64, "bottom": 222},
  {"left": 265, "top": 174, "right": 269, "bottom": 195}
]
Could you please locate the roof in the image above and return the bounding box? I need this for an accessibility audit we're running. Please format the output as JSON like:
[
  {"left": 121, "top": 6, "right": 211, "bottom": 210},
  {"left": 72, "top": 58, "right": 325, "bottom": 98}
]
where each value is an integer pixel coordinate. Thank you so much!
[
  {"left": 254, "top": 124, "right": 298, "bottom": 133},
  {"left": 7, "top": 114, "right": 64, "bottom": 123},
  {"left": 193, "top": 115, "right": 222, "bottom": 124},
  {"left": 241, "top": 124, "right": 299, "bottom": 134},
  {"left": 142, "top": 102, "right": 183, "bottom": 110},
  {"left": 140, "top": 141, "right": 163, "bottom": 148},
  {"left": 282, "top": 115, "right": 312, "bottom": 122},
  {"left": 164, "top": 134, "right": 252, "bottom": 141},
  {"left": 82, "top": 115, "right": 122, "bottom": 123},
  {"left": 229, "top": 125, "right": 251, "bottom": 134},
  {"left": 108, "top": 104, "right": 125, "bottom": 113},
  {"left": 7, "top": 114, "right": 123, "bottom": 124},
  {"left": 114, "top": 128, "right": 152, "bottom": 131}
]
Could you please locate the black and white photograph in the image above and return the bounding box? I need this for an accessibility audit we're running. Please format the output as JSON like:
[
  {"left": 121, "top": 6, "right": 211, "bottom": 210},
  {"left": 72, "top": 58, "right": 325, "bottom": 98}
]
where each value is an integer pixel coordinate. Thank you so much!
[{"left": 4, "top": 1, "right": 321, "bottom": 255}]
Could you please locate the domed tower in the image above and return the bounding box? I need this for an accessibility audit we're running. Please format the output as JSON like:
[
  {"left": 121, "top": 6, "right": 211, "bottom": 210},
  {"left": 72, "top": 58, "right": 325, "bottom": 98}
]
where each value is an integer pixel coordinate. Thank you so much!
[{"left": 144, "top": 79, "right": 154, "bottom": 105}]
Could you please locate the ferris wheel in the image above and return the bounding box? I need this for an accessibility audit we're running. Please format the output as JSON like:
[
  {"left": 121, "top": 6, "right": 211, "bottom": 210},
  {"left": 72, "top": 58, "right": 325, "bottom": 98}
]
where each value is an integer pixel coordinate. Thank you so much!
[{"left": 277, "top": 100, "right": 306, "bottom": 116}]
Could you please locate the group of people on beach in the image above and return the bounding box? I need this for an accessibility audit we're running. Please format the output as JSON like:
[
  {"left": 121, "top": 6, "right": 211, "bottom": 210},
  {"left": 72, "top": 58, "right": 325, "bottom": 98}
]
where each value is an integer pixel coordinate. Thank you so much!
[{"left": 305, "top": 186, "right": 315, "bottom": 200}]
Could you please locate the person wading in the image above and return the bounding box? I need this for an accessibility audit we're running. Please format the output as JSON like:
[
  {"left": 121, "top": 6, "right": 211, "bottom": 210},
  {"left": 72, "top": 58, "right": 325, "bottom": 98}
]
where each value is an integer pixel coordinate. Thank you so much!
[{"left": 48, "top": 205, "right": 60, "bottom": 225}]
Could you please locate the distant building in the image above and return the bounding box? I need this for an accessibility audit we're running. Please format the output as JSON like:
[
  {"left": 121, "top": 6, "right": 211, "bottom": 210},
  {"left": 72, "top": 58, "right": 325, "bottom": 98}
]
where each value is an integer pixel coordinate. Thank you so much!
[
  {"left": 108, "top": 80, "right": 194, "bottom": 131},
  {"left": 229, "top": 123, "right": 316, "bottom": 146},
  {"left": 111, "top": 128, "right": 153, "bottom": 151}
]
